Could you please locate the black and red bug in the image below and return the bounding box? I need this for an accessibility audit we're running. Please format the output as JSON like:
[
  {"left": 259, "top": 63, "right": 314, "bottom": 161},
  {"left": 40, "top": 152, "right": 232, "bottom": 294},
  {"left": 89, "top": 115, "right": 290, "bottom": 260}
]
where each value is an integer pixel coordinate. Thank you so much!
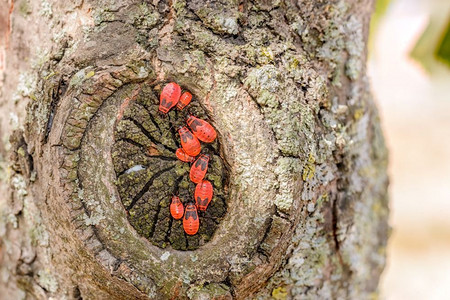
[
  {"left": 177, "top": 92, "right": 192, "bottom": 110},
  {"left": 178, "top": 126, "right": 201, "bottom": 157},
  {"left": 195, "top": 180, "right": 213, "bottom": 211},
  {"left": 170, "top": 196, "right": 184, "bottom": 219},
  {"left": 186, "top": 115, "right": 217, "bottom": 143},
  {"left": 159, "top": 82, "right": 181, "bottom": 113},
  {"left": 190, "top": 154, "right": 210, "bottom": 183},
  {"left": 183, "top": 203, "right": 199, "bottom": 235}
]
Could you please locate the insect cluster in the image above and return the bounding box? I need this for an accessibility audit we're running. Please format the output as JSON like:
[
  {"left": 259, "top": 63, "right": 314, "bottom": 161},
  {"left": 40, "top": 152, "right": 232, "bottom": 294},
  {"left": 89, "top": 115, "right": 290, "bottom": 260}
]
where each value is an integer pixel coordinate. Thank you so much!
[{"left": 159, "top": 82, "right": 217, "bottom": 236}]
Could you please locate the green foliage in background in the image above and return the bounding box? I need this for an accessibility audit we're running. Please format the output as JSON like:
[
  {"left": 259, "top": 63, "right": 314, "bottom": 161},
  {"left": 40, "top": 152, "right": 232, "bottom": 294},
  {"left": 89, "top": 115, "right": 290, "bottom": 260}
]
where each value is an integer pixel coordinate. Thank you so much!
[
  {"left": 410, "top": 6, "right": 450, "bottom": 74},
  {"left": 436, "top": 18, "right": 450, "bottom": 68},
  {"left": 370, "top": 0, "right": 450, "bottom": 74}
]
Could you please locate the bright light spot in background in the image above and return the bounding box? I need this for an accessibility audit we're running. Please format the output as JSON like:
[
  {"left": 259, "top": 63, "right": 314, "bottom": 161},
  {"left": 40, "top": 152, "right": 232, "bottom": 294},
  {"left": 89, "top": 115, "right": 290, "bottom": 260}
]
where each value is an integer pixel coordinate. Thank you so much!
[{"left": 369, "top": 0, "right": 450, "bottom": 299}]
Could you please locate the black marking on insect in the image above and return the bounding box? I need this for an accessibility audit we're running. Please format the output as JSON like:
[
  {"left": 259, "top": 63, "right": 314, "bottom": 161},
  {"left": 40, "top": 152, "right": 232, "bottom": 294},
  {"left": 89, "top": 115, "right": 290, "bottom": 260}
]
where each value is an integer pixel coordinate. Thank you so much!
[
  {"left": 197, "top": 196, "right": 209, "bottom": 207},
  {"left": 188, "top": 119, "right": 203, "bottom": 132},
  {"left": 195, "top": 157, "right": 209, "bottom": 171},
  {"left": 185, "top": 208, "right": 198, "bottom": 220},
  {"left": 181, "top": 131, "right": 194, "bottom": 143}
]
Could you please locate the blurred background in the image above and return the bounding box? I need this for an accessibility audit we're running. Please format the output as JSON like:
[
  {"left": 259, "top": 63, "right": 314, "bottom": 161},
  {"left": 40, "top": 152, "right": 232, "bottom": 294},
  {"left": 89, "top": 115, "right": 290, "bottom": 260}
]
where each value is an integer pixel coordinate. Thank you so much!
[{"left": 368, "top": 0, "right": 450, "bottom": 299}]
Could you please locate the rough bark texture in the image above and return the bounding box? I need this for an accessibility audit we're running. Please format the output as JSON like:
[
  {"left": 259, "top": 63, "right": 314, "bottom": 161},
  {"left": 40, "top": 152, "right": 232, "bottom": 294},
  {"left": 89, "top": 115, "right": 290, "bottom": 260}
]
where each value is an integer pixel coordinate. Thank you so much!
[{"left": 0, "top": 0, "right": 389, "bottom": 299}]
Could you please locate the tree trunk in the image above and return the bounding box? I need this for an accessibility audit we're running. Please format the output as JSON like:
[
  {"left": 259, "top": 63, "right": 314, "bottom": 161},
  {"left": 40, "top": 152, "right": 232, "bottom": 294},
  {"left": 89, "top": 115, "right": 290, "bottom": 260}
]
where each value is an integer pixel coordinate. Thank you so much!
[{"left": 0, "top": 0, "right": 389, "bottom": 299}]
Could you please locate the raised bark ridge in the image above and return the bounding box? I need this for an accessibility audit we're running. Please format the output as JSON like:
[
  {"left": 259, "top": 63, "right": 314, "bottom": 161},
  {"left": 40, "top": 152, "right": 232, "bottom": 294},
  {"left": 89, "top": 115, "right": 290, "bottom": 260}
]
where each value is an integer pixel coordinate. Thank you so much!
[{"left": 0, "top": 0, "right": 389, "bottom": 299}]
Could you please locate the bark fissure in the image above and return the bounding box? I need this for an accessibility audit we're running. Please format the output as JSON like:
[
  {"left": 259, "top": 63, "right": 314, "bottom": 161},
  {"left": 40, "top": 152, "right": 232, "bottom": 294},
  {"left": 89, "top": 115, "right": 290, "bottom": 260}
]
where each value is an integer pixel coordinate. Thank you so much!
[
  {"left": 44, "top": 78, "right": 68, "bottom": 143},
  {"left": 148, "top": 194, "right": 167, "bottom": 239},
  {"left": 133, "top": 101, "right": 164, "bottom": 135},
  {"left": 126, "top": 165, "right": 175, "bottom": 211}
]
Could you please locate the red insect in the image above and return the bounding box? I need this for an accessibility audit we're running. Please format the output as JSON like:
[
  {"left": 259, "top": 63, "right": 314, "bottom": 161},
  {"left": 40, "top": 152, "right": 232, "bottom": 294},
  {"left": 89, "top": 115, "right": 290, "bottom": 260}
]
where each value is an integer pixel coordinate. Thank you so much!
[
  {"left": 170, "top": 196, "right": 184, "bottom": 220},
  {"left": 175, "top": 148, "right": 195, "bottom": 163},
  {"left": 186, "top": 115, "right": 217, "bottom": 143},
  {"left": 183, "top": 203, "right": 199, "bottom": 235},
  {"left": 159, "top": 82, "right": 181, "bottom": 113},
  {"left": 195, "top": 180, "right": 213, "bottom": 211},
  {"left": 178, "top": 126, "right": 201, "bottom": 157},
  {"left": 177, "top": 92, "right": 192, "bottom": 110},
  {"left": 190, "top": 154, "right": 210, "bottom": 183}
]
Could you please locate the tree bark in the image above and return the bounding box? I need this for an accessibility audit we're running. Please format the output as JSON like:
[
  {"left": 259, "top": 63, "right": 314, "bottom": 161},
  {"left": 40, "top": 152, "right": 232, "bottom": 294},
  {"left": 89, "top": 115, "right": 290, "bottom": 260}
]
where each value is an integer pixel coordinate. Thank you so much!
[{"left": 0, "top": 0, "right": 389, "bottom": 299}]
